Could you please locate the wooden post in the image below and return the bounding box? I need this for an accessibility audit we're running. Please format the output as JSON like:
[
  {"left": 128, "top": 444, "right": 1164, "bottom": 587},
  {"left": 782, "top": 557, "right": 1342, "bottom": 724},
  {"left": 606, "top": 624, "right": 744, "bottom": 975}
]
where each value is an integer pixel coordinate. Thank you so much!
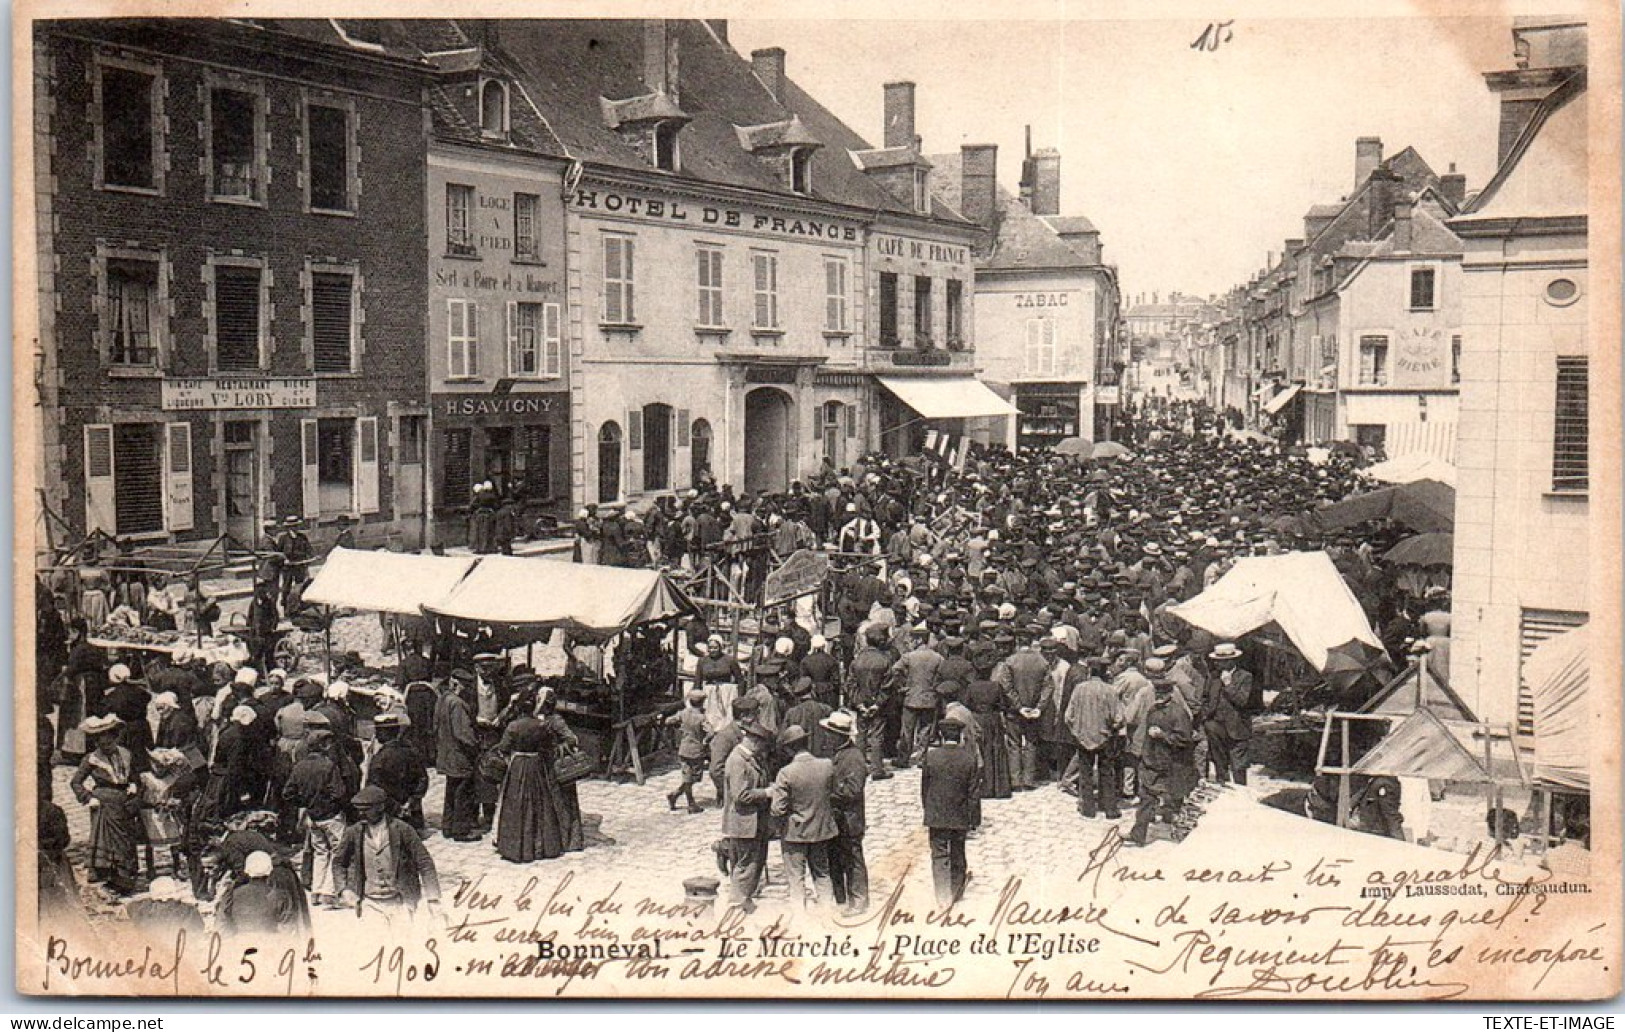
[
  {"left": 1336, "top": 718, "right": 1352, "bottom": 829},
  {"left": 323, "top": 607, "right": 333, "bottom": 682}
]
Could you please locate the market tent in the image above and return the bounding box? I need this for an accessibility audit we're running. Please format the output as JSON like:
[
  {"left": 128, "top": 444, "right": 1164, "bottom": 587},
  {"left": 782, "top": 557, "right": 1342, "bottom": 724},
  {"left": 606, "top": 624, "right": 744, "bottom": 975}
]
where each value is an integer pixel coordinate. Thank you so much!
[
  {"left": 1313, "top": 479, "right": 1455, "bottom": 534},
  {"left": 423, "top": 556, "right": 697, "bottom": 637},
  {"left": 1165, "top": 551, "right": 1381, "bottom": 671},
  {"left": 303, "top": 547, "right": 478, "bottom": 615},
  {"left": 1366, "top": 452, "right": 1458, "bottom": 488},
  {"left": 1361, "top": 660, "right": 1477, "bottom": 722},
  {"left": 1346, "top": 708, "right": 1497, "bottom": 783},
  {"left": 1526, "top": 624, "right": 1589, "bottom": 792}
]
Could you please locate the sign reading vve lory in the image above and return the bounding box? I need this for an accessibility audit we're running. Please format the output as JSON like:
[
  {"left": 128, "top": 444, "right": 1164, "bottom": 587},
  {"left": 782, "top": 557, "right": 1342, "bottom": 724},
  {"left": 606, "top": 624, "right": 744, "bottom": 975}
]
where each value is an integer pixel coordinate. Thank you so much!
[{"left": 161, "top": 377, "right": 317, "bottom": 411}]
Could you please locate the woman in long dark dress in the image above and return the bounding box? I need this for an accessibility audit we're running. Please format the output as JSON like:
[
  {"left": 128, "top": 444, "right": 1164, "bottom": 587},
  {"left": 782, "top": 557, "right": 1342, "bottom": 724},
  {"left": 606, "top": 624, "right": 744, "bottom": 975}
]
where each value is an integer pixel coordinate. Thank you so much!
[
  {"left": 494, "top": 688, "right": 571, "bottom": 863},
  {"left": 68, "top": 716, "right": 142, "bottom": 894},
  {"left": 539, "top": 688, "right": 586, "bottom": 853},
  {"left": 964, "top": 677, "right": 1014, "bottom": 799}
]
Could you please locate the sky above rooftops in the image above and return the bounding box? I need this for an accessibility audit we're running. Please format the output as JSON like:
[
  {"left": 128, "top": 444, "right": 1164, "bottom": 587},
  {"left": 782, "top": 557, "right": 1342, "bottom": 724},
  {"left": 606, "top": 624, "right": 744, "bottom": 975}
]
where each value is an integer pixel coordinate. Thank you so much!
[{"left": 730, "top": 13, "right": 1512, "bottom": 299}]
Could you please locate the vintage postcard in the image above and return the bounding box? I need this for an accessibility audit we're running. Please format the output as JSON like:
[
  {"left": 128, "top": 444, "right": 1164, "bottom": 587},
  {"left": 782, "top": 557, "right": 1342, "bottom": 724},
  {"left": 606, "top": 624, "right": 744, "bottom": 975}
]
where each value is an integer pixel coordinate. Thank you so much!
[{"left": 14, "top": 0, "right": 1621, "bottom": 1001}]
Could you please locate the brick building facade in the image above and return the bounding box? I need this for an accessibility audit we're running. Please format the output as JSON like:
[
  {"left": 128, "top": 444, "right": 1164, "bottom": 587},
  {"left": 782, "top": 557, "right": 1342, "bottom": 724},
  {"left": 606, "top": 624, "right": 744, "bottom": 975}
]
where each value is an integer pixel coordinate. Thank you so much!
[{"left": 34, "top": 19, "right": 431, "bottom": 554}]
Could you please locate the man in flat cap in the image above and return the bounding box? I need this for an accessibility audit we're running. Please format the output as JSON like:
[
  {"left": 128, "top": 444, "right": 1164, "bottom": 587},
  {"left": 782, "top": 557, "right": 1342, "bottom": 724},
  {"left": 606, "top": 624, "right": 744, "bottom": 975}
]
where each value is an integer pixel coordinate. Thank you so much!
[{"left": 335, "top": 785, "right": 441, "bottom": 927}]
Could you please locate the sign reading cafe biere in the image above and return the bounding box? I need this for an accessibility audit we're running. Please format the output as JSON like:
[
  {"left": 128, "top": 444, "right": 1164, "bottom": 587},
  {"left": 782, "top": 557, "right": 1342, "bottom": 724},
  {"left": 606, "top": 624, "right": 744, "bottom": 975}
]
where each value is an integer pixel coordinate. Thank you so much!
[{"left": 161, "top": 377, "right": 317, "bottom": 411}]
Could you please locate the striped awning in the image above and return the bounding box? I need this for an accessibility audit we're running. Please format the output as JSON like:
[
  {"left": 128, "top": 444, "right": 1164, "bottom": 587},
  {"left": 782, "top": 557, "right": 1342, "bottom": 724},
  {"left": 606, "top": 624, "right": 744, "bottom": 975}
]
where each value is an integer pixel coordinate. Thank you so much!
[{"left": 1262, "top": 383, "right": 1303, "bottom": 415}]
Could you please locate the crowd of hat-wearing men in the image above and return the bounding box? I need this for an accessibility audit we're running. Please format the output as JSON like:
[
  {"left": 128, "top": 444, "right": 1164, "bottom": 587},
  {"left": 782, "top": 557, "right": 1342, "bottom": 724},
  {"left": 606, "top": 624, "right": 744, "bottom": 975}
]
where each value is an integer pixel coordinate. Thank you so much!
[
  {"left": 36, "top": 398, "right": 1435, "bottom": 924},
  {"left": 628, "top": 399, "right": 1428, "bottom": 913}
]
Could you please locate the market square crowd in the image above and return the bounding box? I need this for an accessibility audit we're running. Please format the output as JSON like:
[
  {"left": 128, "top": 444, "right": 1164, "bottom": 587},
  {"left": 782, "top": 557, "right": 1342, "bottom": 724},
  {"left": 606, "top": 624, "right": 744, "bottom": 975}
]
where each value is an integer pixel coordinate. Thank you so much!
[{"left": 35, "top": 399, "right": 1454, "bottom": 930}]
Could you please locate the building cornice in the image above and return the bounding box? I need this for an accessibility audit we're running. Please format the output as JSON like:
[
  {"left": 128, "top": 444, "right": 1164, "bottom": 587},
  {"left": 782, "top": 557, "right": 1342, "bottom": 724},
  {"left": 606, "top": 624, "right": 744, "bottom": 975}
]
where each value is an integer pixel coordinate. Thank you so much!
[{"left": 1449, "top": 214, "right": 1587, "bottom": 239}]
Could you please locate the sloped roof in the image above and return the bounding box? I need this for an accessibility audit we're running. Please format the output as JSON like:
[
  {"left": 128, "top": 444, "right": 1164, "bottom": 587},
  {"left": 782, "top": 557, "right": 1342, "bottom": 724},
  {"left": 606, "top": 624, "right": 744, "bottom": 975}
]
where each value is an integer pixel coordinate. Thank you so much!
[
  {"left": 1303, "top": 144, "right": 1444, "bottom": 259},
  {"left": 925, "top": 151, "right": 1099, "bottom": 270},
  {"left": 1363, "top": 206, "right": 1464, "bottom": 257},
  {"left": 473, "top": 20, "right": 938, "bottom": 216},
  {"left": 1043, "top": 215, "right": 1098, "bottom": 235}
]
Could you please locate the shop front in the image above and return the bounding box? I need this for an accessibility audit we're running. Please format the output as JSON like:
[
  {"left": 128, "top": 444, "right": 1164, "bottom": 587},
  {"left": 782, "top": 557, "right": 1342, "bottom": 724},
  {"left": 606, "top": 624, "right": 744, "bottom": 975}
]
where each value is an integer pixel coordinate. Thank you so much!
[
  {"left": 432, "top": 391, "right": 570, "bottom": 545},
  {"left": 1014, "top": 381, "right": 1085, "bottom": 449},
  {"left": 875, "top": 373, "right": 1018, "bottom": 460}
]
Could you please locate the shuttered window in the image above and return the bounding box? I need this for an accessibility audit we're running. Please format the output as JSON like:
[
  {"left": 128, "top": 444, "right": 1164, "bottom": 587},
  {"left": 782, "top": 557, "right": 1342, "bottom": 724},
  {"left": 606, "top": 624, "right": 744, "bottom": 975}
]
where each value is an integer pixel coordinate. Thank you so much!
[
  {"left": 914, "top": 276, "right": 933, "bottom": 342},
  {"left": 509, "top": 301, "right": 542, "bottom": 377},
  {"left": 1552, "top": 357, "right": 1588, "bottom": 493},
  {"left": 214, "top": 266, "right": 262, "bottom": 371},
  {"left": 603, "top": 235, "right": 635, "bottom": 323},
  {"left": 1519, "top": 609, "right": 1588, "bottom": 736},
  {"left": 113, "top": 424, "right": 164, "bottom": 535},
  {"left": 697, "top": 246, "right": 724, "bottom": 327},
  {"left": 753, "top": 252, "right": 779, "bottom": 329},
  {"left": 311, "top": 271, "right": 354, "bottom": 373},
  {"left": 879, "top": 273, "right": 899, "bottom": 345},
  {"left": 1025, "top": 318, "right": 1056, "bottom": 375},
  {"left": 825, "top": 258, "right": 848, "bottom": 332},
  {"left": 945, "top": 279, "right": 963, "bottom": 343},
  {"left": 522, "top": 425, "right": 551, "bottom": 498},
  {"left": 442, "top": 429, "right": 472, "bottom": 507},
  {"left": 542, "top": 303, "right": 562, "bottom": 378}
]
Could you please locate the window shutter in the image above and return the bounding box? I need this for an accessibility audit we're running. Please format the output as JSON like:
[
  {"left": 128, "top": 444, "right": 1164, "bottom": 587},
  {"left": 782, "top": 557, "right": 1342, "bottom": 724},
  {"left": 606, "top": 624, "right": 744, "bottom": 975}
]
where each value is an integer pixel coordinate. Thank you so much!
[
  {"left": 628, "top": 408, "right": 643, "bottom": 451},
  {"left": 163, "top": 421, "right": 194, "bottom": 532},
  {"left": 356, "top": 416, "right": 380, "bottom": 515},
  {"left": 846, "top": 403, "right": 858, "bottom": 438},
  {"left": 543, "top": 302, "right": 562, "bottom": 378},
  {"left": 300, "top": 418, "right": 321, "bottom": 517},
  {"left": 468, "top": 303, "right": 479, "bottom": 376},
  {"left": 84, "top": 424, "right": 116, "bottom": 535},
  {"left": 506, "top": 300, "right": 519, "bottom": 377},
  {"left": 677, "top": 409, "right": 691, "bottom": 448}
]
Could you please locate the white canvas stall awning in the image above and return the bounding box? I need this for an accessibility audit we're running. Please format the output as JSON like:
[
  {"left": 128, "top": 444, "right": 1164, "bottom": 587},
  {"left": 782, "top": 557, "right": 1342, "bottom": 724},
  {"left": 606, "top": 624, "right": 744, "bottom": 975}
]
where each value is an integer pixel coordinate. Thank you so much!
[
  {"left": 877, "top": 376, "right": 1019, "bottom": 419},
  {"left": 423, "top": 556, "right": 697, "bottom": 637},
  {"left": 1262, "top": 383, "right": 1303, "bottom": 415},
  {"left": 1526, "top": 624, "right": 1589, "bottom": 792},
  {"left": 302, "top": 548, "right": 479, "bottom": 616},
  {"left": 1165, "top": 550, "right": 1382, "bottom": 671}
]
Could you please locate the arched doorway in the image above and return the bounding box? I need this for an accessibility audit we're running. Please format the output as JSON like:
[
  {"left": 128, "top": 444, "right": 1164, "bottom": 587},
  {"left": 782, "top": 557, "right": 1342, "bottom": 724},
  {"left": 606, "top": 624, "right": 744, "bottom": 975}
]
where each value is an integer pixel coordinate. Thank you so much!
[
  {"left": 743, "top": 387, "right": 793, "bottom": 495},
  {"left": 597, "top": 421, "right": 622, "bottom": 502},
  {"left": 690, "top": 418, "right": 713, "bottom": 486},
  {"left": 643, "top": 403, "right": 672, "bottom": 491}
]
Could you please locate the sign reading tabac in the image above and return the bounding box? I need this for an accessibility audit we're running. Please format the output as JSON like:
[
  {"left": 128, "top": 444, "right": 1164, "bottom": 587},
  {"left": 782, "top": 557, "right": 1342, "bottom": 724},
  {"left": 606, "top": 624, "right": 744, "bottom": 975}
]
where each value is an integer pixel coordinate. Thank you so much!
[
  {"left": 763, "top": 548, "right": 831, "bottom": 606},
  {"left": 161, "top": 377, "right": 316, "bottom": 411}
]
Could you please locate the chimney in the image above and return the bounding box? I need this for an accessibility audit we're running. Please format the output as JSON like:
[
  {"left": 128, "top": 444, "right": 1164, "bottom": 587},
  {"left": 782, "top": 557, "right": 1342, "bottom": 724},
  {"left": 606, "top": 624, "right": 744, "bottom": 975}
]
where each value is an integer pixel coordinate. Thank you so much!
[
  {"left": 960, "top": 144, "right": 998, "bottom": 231},
  {"left": 706, "top": 19, "right": 728, "bottom": 43},
  {"left": 1393, "top": 194, "right": 1414, "bottom": 252},
  {"left": 1354, "top": 136, "right": 1383, "bottom": 189},
  {"left": 1304, "top": 210, "right": 1334, "bottom": 241},
  {"left": 642, "top": 20, "right": 678, "bottom": 100},
  {"left": 1031, "top": 148, "right": 1061, "bottom": 216},
  {"left": 1367, "top": 168, "right": 1400, "bottom": 239},
  {"left": 751, "top": 47, "right": 785, "bottom": 102},
  {"left": 1439, "top": 162, "right": 1467, "bottom": 208},
  {"left": 1018, "top": 126, "right": 1035, "bottom": 208},
  {"left": 883, "top": 81, "right": 916, "bottom": 150}
]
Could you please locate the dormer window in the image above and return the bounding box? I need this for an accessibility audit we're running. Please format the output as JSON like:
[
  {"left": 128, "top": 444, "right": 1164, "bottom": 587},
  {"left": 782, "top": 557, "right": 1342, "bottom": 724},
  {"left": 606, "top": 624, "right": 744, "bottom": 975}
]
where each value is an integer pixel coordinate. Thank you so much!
[
  {"left": 653, "top": 120, "right": 681, "bottom": 172},
  {"left": 480, "top": 78, "right": 509, "bottom": 139},
  {"left": 791, "top": 148, "right": 814, "bottom": 194}
]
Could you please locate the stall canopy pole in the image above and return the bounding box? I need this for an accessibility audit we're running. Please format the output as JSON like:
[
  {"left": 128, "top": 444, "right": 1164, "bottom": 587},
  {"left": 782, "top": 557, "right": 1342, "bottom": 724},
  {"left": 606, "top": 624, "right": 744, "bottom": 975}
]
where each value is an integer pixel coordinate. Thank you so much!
[
  {"left": 1336, "top": 720, "right": 1352, "bottom": 829},
  {"left": 324, "top": 607, "right": 333, "bottom": 682}
]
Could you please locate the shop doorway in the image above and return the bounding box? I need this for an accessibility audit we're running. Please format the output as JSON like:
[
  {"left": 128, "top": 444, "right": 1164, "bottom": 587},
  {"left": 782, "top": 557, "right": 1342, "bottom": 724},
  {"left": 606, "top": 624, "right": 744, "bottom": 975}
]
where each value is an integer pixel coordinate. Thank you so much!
[
  {"left": 223, "top": 420, "right": 260, "bottom": 545},
  {"left": 643, "top": 402, "right": 672, "bottom": 492},
  {"left": 743, "top": 387, "right": 793, "bottom": 495}
]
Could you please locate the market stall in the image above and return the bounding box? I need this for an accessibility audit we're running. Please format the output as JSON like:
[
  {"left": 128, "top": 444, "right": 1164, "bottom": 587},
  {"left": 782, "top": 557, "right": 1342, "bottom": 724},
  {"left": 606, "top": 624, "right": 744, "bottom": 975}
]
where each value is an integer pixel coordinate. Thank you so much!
[
  {"left": 422, "top": 557, "right": 698, "bottom": 782},
  {"left": 1524, "top": 624, "right": 1591, "bottom": 862}
]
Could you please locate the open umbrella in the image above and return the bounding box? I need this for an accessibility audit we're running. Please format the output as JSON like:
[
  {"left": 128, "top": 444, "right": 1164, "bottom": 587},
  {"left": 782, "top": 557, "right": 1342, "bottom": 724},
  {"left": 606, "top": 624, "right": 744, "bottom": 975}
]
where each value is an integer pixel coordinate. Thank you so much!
[
  {"left": 1054, "top": 437, "right": 1091, "bottom": 457},
  {"left": 1313, "top": 479, "right": 1455, "bottom": 534},
  {"left": 1383, "top": 532, "right": 1454, "bottom": 567},
  {"left": 1091, "top": 440, "right": 1132, "bottom": 460},
  {"left": 1323, "top": 638, "right": 1393, "bottom": 708}
]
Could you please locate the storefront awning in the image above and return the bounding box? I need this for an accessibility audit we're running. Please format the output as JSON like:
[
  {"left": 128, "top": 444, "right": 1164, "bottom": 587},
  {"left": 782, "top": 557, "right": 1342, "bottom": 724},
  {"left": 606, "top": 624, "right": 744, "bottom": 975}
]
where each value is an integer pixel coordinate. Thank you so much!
[
  {"left": 1262, "top": 383, "right": 1303, "bottom": 415},
  {"left": 877, "top": 376, "right": 1019, "bottom": 419},
  {"left": 1251, "top": 382, "right": 1277, "bottom": 400}
]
